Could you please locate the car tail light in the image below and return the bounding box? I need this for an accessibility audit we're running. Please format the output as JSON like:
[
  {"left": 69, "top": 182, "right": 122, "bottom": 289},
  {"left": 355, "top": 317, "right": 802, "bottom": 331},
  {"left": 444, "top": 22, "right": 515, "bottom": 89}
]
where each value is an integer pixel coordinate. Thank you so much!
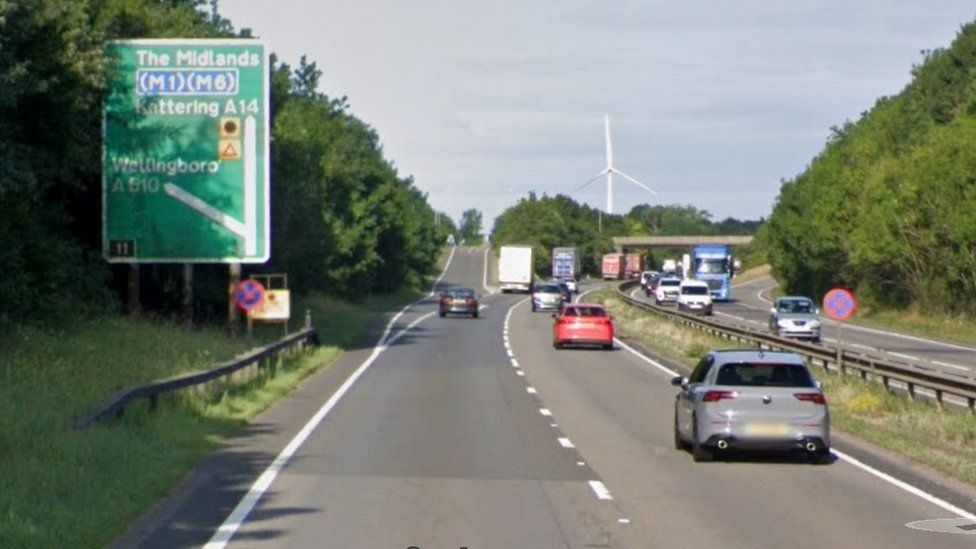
[
  {"left": 440, "top": 297, "right": 450, "bottom": 305},
  {"left": 794, "top": 392, "right": 827, "bottom": 405},
  {"left": 702, "top": 390, "right": 737, "bottom": 402},
  {"left": 466, "top": 298, "right": 476, "bottom": 306}
]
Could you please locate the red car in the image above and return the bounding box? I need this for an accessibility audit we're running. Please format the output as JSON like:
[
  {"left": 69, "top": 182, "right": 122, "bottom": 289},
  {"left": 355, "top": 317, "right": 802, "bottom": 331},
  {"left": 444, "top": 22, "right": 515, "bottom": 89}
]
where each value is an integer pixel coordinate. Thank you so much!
[{"left": 552, "top": 303, "right": 614, "bottom": 350}]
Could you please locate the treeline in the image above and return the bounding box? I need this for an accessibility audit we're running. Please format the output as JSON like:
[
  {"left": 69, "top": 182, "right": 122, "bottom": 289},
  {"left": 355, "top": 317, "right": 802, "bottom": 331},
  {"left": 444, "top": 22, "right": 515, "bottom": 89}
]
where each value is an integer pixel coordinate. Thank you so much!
[
  {"left": 764, "top": 21, "right": 976, "bottom": 313},
  {"left": 0, "top": 0, "right": 448, "bottom": 325},
  {"left": 490, "top": 193, "right": 759, "bottom": 276}
]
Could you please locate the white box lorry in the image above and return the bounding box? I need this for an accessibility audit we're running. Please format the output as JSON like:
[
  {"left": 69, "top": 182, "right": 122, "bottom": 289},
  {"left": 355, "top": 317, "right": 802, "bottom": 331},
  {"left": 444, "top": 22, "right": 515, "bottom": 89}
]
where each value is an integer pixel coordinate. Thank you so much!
[{"left": 499, "top": 245, "right": 534, "bottom": 293}]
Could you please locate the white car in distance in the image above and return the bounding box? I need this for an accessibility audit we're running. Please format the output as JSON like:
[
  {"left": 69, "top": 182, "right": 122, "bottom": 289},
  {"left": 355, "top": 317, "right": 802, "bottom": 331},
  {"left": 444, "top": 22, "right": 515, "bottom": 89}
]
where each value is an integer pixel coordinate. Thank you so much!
[
  {"left": 654, "top": 277, "right": 682, "bottom": 305},
  {"left": 677, "top": 279, "right": 713, "bottom": 315}
]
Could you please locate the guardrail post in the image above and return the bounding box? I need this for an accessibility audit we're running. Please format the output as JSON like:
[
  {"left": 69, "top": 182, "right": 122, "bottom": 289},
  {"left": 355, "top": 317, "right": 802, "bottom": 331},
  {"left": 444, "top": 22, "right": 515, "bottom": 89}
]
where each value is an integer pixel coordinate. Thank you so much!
[
  {"left": 968, "top": 397, "right": 975, "bottom": 414},
  {"left": 305, "top": 309, "right": 312, "bottom": 330},
  {"left": 907, "top": 382, "right": 916, "bottom": 400},
  {"left": 149, "top": 394, "right": 158, "bottom": 412},
  {"left": 935, "top": 390, "right": 944, "bottom": 410},
  {"left": 883, "top": 376, "right": 890, "bottom": 392}
]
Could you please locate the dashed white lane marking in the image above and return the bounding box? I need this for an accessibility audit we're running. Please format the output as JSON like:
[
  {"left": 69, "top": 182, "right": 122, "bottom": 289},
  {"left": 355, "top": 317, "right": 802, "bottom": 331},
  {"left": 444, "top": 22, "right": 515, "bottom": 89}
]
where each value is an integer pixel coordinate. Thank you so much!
[
  {"left": 550, "top": 423, "right": 558, "bottom": 427},
  {"left": 510, "top": 359, "right": 520, "bottom": 368},
  {"left": 516, "top": 370, "right": 525, "bottom": 377},
  {"left": 890, "top": 352, "right": 921, "bottom": 362},
  {"left": 526, "top": 387, "right": 537, "bottom": 394},
  {"left": 577, "top": 461, "right": 585, "bottom": 466},
  {"left": 558, "top": 437, "right": 575, "bottom": 448},
  {"left": 588, "top": 481, "right": 614, "bottom": 501},
  {"left": 539, "top": 408, "right": 552, "bottom": 416},
  {"left": 933, "top": 360, "right": 970, "bottom": 371},
  {"left": 506, "top": 349, "right": 515, "bottom": 358},
  {"left": 618, "top": 518, "right": 631, "bottom": 524}
]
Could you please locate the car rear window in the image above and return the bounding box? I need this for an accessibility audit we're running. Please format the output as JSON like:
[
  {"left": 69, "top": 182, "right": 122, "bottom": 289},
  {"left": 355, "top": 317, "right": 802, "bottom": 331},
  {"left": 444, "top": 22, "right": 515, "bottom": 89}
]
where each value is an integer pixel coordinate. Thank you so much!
[
  {"left": 563, "top": 306, "right": 606, "bottom": 317},
  {"left": 681, "top": 286, "right": 709, "bottom": 295},
  {"left": 714, "top": 362, "right": 815, "bottom": 388},
  {"left": 445, "top": 289, "right": 474, "bottom": 298},
  {"left": 660, "top": 279, "right": 680, "bottom": 287},
  {"left": 536, "top": 284, "right": 560, "bottom": 292}
]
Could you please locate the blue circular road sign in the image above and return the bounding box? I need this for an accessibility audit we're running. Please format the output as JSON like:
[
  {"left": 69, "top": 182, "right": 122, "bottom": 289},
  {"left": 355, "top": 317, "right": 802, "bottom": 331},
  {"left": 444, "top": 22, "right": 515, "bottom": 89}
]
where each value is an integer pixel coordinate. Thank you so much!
[
  {"left": 235, "top": 279, "right": 265, "bottom": 311},
  {"left": 823, "top": 288, "right": 856, "bottom": 320}
]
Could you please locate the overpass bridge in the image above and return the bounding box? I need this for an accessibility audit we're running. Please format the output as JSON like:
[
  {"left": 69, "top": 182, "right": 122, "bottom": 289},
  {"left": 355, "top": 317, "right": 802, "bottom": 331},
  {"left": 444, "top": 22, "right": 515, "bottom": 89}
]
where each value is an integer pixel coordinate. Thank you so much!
[{"left": 612, "top": 235, "right": 753, "bottom": 252}]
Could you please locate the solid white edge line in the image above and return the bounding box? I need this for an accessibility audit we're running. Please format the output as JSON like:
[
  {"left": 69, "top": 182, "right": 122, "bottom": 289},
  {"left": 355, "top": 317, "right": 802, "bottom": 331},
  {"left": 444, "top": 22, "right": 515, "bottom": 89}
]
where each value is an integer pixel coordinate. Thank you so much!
[
  {"left": 588, "top": 480, "right": 613, "bottom": 500},
  {"left": 482, "top": 246, "right": 495, "bottom": 294},
  {"left": 558, "top": 437, "right": 574, "bottom": 448},
  {"left": 614, "top": 338, "right": 679, "bottom": 377},
  {"left": 616, "top": 328, "right": 976, "bottom": 523},
  {"left": 933, "top": 360, "right": 970, "bottom": 371},
  {"left": 428, "top": 244, "right": 457, "bottom": 298},
  {"left": 890, "top": 352, "right": 921, "bottom": 362},
  {"left": 204, "top": 247, "right": 455, "bottom": 548},
  {"left": 831, "top": 449, "right": 976, "bottom": 521}
]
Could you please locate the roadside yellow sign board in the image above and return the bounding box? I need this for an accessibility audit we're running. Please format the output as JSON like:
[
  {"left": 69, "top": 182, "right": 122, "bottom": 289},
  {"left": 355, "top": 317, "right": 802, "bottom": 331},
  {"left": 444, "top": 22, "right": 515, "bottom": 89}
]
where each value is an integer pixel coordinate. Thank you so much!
[{"left": 249, "top": 289, "right": 290, "bottom": 321}]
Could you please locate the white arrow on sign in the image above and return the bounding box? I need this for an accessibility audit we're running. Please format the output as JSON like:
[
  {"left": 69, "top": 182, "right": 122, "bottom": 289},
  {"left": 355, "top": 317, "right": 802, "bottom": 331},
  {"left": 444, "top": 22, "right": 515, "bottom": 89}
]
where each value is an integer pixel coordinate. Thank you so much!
[{"left": 163, "top": 115, "right": 258, "bottom": 256}]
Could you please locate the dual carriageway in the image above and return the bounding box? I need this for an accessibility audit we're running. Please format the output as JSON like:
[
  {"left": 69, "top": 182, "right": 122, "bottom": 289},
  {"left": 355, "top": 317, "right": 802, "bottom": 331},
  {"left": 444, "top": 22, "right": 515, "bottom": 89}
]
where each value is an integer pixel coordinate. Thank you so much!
[{"left": 120, "top": 245, "right": 976, "bottom": 548}]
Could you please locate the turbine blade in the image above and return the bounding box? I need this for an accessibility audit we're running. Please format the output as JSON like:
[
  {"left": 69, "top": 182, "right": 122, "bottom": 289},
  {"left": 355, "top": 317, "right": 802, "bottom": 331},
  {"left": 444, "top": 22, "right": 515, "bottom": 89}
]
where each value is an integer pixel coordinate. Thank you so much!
[
  {"left": 571, "top": 169, "right": 610, "bottom": 194},
  {"left": 611, "top": 168, "right": 657, "bottom": 195}
]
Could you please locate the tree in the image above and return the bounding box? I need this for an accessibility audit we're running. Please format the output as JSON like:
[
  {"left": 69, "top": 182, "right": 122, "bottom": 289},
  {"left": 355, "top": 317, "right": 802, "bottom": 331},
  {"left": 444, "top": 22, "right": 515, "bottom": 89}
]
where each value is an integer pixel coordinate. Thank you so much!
[{"left": 458, "top": 208, "right": 484, "bottom": 244}]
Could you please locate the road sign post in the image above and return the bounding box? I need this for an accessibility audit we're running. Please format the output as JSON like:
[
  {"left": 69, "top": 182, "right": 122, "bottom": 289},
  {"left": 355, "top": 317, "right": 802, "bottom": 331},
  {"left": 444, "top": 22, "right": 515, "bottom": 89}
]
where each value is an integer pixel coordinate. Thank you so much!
[
  {"left": 823, "top": 288, "right": 857, "bottom": 371},
  {"left": 102, "top": 39, "right": 270, "bottom": 263}
]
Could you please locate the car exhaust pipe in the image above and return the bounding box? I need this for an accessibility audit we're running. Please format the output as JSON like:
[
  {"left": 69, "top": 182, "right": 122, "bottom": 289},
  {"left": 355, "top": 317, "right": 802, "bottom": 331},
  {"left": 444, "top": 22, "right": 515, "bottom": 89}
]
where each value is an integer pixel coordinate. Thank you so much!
[
  {"left": 805, "top": 441, "right": 818, "bottom": 453},
  {"left": 716, "top": 439, "right": 729, "bottom": 450}
]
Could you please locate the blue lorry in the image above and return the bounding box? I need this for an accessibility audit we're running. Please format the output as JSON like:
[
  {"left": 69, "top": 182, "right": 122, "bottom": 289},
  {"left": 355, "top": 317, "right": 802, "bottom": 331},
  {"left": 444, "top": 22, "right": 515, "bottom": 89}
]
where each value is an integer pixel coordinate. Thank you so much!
[{"left": 688, "top": 244, "right": 734, "bottom": 301}]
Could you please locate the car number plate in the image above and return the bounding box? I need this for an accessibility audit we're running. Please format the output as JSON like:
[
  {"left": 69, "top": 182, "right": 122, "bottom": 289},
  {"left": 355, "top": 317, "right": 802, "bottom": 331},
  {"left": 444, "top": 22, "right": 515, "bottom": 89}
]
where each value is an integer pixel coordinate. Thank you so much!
[{"left": 744, "top": 422, "right": 790, "bottom": 437}]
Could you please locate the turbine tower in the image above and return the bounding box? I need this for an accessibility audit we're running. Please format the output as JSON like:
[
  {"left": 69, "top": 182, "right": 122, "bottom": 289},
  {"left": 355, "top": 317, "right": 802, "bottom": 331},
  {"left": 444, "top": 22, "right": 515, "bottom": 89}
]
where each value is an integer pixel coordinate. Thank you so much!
[{"left": 576, "top": 114, "right": 656, "bottom": 214}]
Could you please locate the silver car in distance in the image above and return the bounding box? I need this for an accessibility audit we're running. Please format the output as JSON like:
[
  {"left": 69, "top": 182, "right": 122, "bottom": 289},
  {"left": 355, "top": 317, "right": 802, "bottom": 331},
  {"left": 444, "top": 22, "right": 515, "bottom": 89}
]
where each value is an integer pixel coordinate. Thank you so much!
[
  {"left": 672, "top": 349, "right": 830, "bottom": 463},
  {"left": 769, "top": 296, "right": 822, "bottom": 342}
]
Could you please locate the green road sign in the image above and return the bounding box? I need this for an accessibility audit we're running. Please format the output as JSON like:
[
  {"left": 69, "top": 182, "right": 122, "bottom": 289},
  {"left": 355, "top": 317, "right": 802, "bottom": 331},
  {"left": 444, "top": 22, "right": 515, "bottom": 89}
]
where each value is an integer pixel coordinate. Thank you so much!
[{"left": 103, "top": 39, "right": 270, "bottom": 263}]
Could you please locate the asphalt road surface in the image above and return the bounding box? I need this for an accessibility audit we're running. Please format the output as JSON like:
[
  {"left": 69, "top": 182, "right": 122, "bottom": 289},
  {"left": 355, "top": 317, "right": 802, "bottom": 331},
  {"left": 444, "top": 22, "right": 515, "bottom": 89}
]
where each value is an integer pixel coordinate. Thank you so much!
[{"left": 119, "top": 247, "right": 976, "bottom": 548}]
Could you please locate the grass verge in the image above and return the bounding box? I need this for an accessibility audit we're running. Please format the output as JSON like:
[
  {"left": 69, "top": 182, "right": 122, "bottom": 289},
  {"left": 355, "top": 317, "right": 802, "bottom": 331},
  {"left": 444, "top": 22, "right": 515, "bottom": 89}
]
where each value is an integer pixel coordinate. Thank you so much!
[
  {"left": 593, "top": 287, "right": 976, "bottom": 486},
  {"left": 0, "top": 290, "right": 417, "bottom": 548}
]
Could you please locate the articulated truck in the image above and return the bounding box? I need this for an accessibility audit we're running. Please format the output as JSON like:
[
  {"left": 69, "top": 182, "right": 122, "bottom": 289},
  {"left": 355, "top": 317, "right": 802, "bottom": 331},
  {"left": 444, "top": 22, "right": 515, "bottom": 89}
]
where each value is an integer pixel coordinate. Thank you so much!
[
  {"left": 498, "top": 245, "right": 534, "bottom": 293},
  {"left": 601, "top": 253, "right": 625, "bottom": 280},
  {"left": 688, "top": 244, "right": 734, "bottom": 300}
]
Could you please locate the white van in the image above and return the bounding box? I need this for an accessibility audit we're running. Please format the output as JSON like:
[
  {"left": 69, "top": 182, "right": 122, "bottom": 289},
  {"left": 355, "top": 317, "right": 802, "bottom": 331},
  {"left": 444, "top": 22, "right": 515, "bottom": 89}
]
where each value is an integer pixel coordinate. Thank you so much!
[{"left": 677, "top": 280, "right": 713, "bottom": 315}]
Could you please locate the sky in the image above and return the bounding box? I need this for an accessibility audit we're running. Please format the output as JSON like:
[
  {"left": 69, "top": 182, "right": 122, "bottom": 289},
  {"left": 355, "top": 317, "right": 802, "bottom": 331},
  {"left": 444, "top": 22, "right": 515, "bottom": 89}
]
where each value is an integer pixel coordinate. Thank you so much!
[{"left": 219, "top": 0, "right": 976, "bottom": 228}]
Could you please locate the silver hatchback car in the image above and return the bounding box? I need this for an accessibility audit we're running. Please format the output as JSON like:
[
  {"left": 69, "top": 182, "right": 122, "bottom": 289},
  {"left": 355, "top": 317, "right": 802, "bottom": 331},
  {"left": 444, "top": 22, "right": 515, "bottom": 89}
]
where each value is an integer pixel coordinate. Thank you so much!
[
  {"left": 769, "top": 296, "right": 821, "bottom": 342},
  {"left": 672, "top": 349, "right": 830, "bottom": 463}
]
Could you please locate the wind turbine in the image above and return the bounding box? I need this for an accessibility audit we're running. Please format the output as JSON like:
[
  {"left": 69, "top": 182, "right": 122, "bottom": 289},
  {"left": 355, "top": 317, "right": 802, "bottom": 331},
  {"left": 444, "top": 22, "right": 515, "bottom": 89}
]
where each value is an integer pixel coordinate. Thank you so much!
[{"left": 575, "top": 114, "right": 656, "bottom": 214}]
